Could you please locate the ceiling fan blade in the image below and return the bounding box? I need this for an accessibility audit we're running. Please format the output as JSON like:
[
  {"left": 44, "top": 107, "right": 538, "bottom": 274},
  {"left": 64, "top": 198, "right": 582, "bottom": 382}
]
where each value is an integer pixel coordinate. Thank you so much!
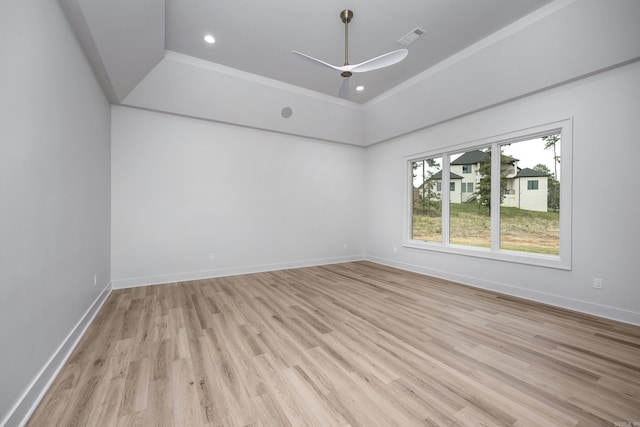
[
  {"left": 338, "top": 77, "right": 350, "bottom": 99},
  {"left": 292, "top": 51, "right": 343, "bottom": 71},
  {"left": 349, "top": 49, "right": 408, "bottom": 73},
  {"left": 294, "top": 10, "right": 407, "bottom": 100}
]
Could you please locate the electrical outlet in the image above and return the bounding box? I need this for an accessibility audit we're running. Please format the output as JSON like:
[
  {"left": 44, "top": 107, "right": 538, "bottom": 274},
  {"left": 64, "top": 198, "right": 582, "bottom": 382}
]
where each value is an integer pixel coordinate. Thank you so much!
[
  {"left": 209, "top": 252, "right": 215, "bottom": 260},
  {"left": 93, "top": 274, "right": 97, "bottom": 286},
  {"left": 593, "top": 278, "right": 603, "bottom": 289},
  {"left": 343, "top": 243, "right": 348, "bottom": 250}
]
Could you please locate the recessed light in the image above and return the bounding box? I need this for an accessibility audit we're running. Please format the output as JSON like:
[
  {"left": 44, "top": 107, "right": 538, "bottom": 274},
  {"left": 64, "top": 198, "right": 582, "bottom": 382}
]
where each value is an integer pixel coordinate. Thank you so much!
[
  {"left": 356, "top": 85, "right": 365, "bottom": 92},
  {"left": 204, "top": 34, "right": 215, "bottom": 44}
]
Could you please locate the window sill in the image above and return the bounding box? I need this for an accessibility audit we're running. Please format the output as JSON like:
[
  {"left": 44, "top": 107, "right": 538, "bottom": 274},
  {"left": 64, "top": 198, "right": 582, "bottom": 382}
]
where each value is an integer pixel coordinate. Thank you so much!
[{"left": 403, "top": 240, "right": 570, "bottom": 270}]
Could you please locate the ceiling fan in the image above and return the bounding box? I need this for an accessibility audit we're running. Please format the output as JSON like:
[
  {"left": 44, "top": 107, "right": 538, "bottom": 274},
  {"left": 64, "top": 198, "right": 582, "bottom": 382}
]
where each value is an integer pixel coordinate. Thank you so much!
[{"left": 292, "top": 10, "right": 408, "bottom": 99}]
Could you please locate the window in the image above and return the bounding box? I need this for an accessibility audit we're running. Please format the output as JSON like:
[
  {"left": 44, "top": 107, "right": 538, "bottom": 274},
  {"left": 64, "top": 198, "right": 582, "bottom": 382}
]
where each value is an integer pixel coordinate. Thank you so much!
[
  {"left": 405, "top": 119, "right": 572, "bottom": 269},
  {"left": 500, "top": 136, "right": 560, "bottom": 255},
  {"left": 450, "top": 150, "right": 491, "bottom": 248},
  {"left": 411, "top": 156, "right": 443, "bottom": 243},
  {"left": 450, "top": 182, "right": 455, "bottom": 191},
  {"left": 462, "top": 164, "right": 472, "bottom": 173}
]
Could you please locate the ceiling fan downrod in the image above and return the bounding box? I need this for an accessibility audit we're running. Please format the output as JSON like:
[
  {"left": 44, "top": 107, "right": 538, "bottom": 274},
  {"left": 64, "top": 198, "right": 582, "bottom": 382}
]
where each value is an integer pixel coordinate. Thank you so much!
[{"left": 340, "top": 10, "right": 353, "bottom": 78}]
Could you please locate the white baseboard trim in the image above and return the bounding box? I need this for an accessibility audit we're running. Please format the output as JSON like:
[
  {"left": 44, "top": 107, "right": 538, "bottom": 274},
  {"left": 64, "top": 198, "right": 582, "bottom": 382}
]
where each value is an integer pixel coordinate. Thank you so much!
[
  {"left": 2, "top": 282, "right": 113, "bottom": 427},
  {"left": 366, "top": 255, "right": 640, "bottom": 326},
  {"left": 111, "top": 255, "right": 366, "bottom": 289}
]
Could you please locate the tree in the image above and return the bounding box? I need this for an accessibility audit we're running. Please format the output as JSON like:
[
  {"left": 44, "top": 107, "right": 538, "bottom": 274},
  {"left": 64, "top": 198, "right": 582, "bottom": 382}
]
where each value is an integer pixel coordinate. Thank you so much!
[
  {"left": 542, "top": 134, "right": 561, "bottom": 212},
  {"left": 412, "top": 159, "right": 441, "bottom": 215},
  {"left": 474, "top": 149, "right": 509, "bottom": 210},
  {"left": 542, "top": 134, "right": 560, "bottom": 178},
  {"left": 533, "top": 163, "right": 551, "bottom": 175},
  {"left": 420, "top": 159, "right": 441, "bottom": 215}
]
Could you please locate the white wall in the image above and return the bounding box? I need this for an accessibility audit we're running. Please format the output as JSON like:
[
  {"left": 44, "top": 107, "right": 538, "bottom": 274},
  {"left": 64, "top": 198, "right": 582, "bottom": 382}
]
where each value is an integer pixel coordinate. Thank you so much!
[
  {"left": 365, "top": 60, "right": 640, "bottom": 325},
  {"left": 364, "top": 0, "right": 640, "bottom": 145},
  {"left": 0, "top": 0, "right": 111, "bottom": 424},
  {"left": 111, "top": 106, "right": 365, "bottom": 288}
]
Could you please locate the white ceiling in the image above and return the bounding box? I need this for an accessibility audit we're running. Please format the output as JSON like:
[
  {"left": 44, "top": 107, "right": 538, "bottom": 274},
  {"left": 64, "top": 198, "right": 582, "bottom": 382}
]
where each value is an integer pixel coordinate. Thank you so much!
[{"left": 62, "top": 0, "right": 555, "bottom": 104}]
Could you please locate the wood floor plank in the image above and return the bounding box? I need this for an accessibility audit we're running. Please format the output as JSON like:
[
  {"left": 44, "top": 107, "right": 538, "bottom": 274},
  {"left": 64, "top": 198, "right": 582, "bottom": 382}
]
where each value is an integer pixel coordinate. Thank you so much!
[
  {"left": 147, "top": 376, "right": 173, "bottom": 427},
  {"left": 171, "top": 358, "right": 203, "bottom": 426},
  {"left": 87, "top": 376, "right": 125, "bottom": 427},
  {"left": 27, "top": 261, "right": 640, "bottom": 426},
  {"left": 118, "top": 357, "right": 149, "bottom": 416}
]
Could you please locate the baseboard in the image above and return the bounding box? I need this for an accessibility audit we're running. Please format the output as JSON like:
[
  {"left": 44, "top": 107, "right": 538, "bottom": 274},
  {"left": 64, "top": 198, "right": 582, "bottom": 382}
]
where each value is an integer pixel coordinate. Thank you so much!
[
  {"left": 111, "top": 254, "right": 367, "bottom": 289},
  {"left": 1, "top": 282, "right": 113, "bottom": 427},
  {"left": 366, "top": 255, "right": 640, "bottom": 326}
]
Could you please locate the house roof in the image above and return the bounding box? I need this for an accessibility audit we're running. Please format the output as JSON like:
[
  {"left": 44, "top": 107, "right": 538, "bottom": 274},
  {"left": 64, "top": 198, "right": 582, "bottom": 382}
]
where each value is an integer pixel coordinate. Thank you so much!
[
  {"left": 451, "top": 150, "right": 519, "bottom": 165},
  {"left": 515, "top": 168, "right": 549, "bottom": 178},
  {"left": 416, "top": 170, "right": 463, "bottom": 189},
  {"left": 451, "top": 150, "right": 488, "bottom": 165},
  {"left": 429, "top": 171, "right": 464, "bottom": 180}
]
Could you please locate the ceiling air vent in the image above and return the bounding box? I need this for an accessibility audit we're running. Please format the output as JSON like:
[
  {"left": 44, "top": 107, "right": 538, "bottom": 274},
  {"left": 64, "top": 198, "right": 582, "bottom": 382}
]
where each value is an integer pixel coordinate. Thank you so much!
[{"left": 398, "top": 27, "right": 425, "bottom": 46}]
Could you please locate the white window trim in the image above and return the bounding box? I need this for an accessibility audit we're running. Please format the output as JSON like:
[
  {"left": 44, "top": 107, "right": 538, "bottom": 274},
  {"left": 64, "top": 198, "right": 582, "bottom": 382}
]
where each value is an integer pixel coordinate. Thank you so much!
[{"left": 403, "top": 119, "right": 572, "bottom": 270}]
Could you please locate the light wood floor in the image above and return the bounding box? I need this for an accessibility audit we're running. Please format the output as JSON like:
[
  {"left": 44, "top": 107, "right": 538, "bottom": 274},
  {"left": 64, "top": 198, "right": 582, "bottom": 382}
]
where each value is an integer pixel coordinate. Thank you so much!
[{"left": 28, "top": 262, "right": 640, "bottom": 426}]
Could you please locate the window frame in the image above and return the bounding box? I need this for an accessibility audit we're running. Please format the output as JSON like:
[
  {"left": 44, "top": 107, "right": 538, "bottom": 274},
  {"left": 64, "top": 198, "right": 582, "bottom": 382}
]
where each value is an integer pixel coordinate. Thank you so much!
[
  {"left": 461, "top": 182, "right": 474, "bottom": 193},
  {"left": 403, "top": 119, "right": 572, "bottom": 270}
]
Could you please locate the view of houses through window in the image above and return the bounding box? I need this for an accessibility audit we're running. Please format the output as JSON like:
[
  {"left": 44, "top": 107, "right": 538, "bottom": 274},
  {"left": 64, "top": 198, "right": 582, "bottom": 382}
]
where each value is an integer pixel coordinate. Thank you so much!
[{"left": 411, "top": 133, "right": 561, "bottom": 255}]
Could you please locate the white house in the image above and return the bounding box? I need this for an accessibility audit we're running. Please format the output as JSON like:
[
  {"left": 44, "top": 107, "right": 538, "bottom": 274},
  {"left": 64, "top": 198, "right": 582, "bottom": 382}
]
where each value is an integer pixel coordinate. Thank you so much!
[
  {"left": 417, "top": 170, "right": 463, "bottom": 204},
  {"left": 451, "top": 150, "right": 487, "bottom": 203},
  {"left": 505, "top": 168, "right": 550, "bottom": 212},
  {"left": 421, "top": 150, "right": 550, "bottom": 211}
]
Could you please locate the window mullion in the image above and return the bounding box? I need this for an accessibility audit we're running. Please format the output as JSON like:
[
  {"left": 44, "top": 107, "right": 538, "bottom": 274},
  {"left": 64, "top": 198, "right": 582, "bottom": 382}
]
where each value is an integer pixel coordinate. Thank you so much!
[
  {"left": 442, "top": 153, "right": 450, "bottom": 245},
  {"left": 490, "top": 142, "right": 501, "bottom": 252},
  {"left": 405, "top": 160, "right": 413, "bottom": 243}
]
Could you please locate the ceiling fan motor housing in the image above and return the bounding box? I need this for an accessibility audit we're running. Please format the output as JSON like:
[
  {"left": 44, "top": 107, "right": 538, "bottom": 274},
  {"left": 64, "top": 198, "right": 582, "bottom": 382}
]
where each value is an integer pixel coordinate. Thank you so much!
[{"left": 340, "top": 10, "right": 353, "bottom": 24}]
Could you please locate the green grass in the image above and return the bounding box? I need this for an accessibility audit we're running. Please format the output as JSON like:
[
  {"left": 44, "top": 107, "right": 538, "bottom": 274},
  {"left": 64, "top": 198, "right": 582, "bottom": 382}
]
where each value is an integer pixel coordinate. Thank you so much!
[{"left": 412, "top": 203, "right": 560, "bottom": 255}]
